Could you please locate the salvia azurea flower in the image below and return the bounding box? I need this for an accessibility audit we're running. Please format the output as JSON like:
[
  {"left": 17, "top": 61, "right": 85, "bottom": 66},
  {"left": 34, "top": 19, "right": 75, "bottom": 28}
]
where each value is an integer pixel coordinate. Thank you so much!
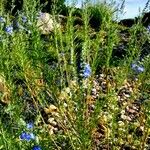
[
  {"left": 131, "top": 63, "right": 144, "bottom": 73},
  {"left": 0, "top": 16, "right": 5, "bottom": 23},
  {"left": 20, "top": 132, "right": 35, "bottom": 141},
  {"left": 37, "top": 12, "right": 44, "bottom": 19},
  {"left": 83, "top": 63, "right": 91, "bottom": 78},
  {"left": 22, "top": 16, "right": 27, "bottom": 23},
  {"left": 27, "top": 122, "right": 34, "bottom": 129},
  {"left": 147, "top": 25, "right": 150, "bottom": 32},
  {"left": 32, "top": 145, "right": 42, "bottom": 150},
  {"left": 5, "top": 25, "right": 13, "bottom": 34}
]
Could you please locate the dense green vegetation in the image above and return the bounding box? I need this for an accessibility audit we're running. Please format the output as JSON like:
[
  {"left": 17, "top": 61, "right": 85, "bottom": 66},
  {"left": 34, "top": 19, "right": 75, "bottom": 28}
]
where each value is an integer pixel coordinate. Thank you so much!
[{"left": 0, "top": 0, "right": 150, "bottom": 149}]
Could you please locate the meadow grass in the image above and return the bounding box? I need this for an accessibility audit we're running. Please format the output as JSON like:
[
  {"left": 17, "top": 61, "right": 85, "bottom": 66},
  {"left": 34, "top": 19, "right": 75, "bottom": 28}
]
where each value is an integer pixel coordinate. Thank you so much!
[{"left": 0, "top": 0, "right": 150, "bottom": 149}]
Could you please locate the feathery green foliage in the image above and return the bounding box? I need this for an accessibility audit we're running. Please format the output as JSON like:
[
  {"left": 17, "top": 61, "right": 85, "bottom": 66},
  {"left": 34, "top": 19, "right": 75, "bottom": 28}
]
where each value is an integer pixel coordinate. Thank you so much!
[{"left": 0, "top": 0, "right": 150, "bottom": 149}]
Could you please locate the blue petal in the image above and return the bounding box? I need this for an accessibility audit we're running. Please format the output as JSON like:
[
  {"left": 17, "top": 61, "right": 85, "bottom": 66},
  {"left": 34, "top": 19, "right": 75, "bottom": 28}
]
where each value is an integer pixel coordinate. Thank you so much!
[
  {"left": 5, "top": 26, "right": 13, "bottom": 34},
  {"left": 20, "top": 132, "right": 35, "bottom": 141},
  {"left": 27, "top": 122, "right": 34, "bottom": 129},
  {"left": 137, "top": 66, "right": 144, "bottom": 72},
  {"left": 22, "top": 16, "right": 27, "bottom": 23},
  {"left": 20, "top": 132, "right": 27, "bottom": 140},
  {"left": 131, "top": 63, "right": 144, "bottom": 73},
  {"left": 131, "top": 63, "right": 137, "bottom": 69},
  {"left": 0, "top": 16, "right": 5, "bottom": 23},
  {"left": 30, "top": 133, "right": 35, "bottom": 140},
  {"left": 83, "top": 63, "right": 91, "bottom": 78},
  {"left": 32, "top": 145, "right": 42, "bottom": 150}
]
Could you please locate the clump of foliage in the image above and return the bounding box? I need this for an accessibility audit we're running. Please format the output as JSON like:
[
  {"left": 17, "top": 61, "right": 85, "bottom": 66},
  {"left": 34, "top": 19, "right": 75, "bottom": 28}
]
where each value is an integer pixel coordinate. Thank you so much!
[
  {"left": 2, "top": 0, "right": 66, "bottom": 15},
  {"left": 0, "top": 0, "right": 150, "bottom": 150}
]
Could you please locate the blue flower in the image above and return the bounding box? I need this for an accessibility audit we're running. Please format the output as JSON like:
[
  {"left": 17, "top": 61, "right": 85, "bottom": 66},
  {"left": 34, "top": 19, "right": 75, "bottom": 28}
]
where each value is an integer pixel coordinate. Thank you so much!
[
  {"left": 15, "top": 22, "right": 20, "bottom": 28},
  {"left": 147, "top": 25, "right": 150, "bottom": 32},
  {"left": 83, "top": 63, "right": 91, "bottom": 78},
  {"left": 30, "top": 133, "right": 35, "bottom": 139},
  {"left": 27, "top": 122, "right": 34, "bottom": 129},
  {"left": 37, "top": 12, "right": 44, "bottom": 19},
  {"left": 131, "top": 63, "right": 144, "bottom": 73},
  {"left": 32, "top": 145, "right": 42, "bottom": 150},
  {"left": 20, "top": 132, "right": 35, "bottom": 141},
  {"left": 0, "top": 16, "right": 5, "bottom": 23},
  {"left": 5, "top": 26, "right": 13, "bottom": 34},
  {"left": 22, "top": 16, "right": 27, "bottom": 23}
]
